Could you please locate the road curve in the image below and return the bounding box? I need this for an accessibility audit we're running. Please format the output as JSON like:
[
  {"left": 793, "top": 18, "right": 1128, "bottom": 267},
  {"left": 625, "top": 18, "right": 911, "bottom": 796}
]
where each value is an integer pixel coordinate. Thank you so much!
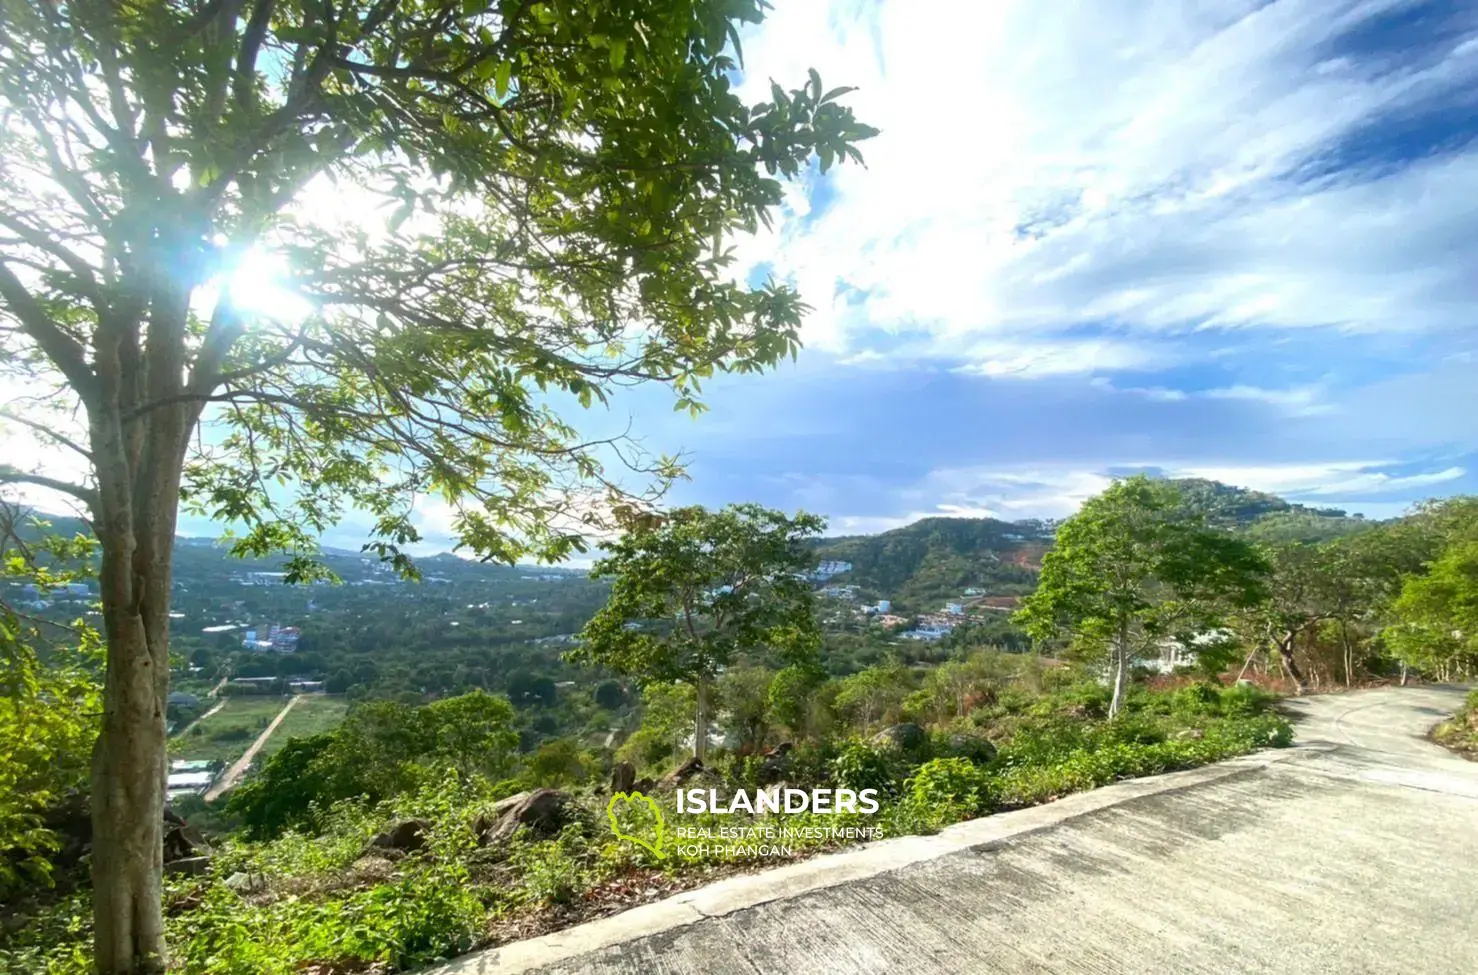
[{"left": 431, "top": 685, "right": 1478, "bottom": 975}]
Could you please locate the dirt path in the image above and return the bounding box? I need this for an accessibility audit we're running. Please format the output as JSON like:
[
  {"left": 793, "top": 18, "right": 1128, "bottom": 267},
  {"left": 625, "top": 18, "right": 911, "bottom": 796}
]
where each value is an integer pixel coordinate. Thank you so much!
[
  {"left": 172, "top": 698, "right": 226, "bottom": 740},
  {"left": 205, "top": 695, "right": 302, "bottom": 801}
]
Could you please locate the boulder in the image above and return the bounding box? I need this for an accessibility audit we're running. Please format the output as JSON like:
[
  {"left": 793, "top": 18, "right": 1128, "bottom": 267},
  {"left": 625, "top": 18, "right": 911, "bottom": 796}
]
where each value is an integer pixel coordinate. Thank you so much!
[
  {"left": 369, "top": 818, "right": 429, "bottom": 854},
  {"left": 163, "top": 821, "right": 211, "bottom": 863},
  {"left": 870, "top": 723, "right": 926, "bottom": 753},
  {"left": 480, "top": 789, "right": 579, "bottom": 845},
  {"left": 946, "top": 734, "right": 997, "bottom": 764},
  {"left": 223, "top": 870, "right": 267, "bottom": 894},
  {"left": 1175, "top": 728, "right": 1206, "bottom": 741},
  {"left": 757, "top": 743, "right": 794, "bottom": 785},
  {"left": 659, "top": 756, "right": 706, "bottom": 789},
  {"left": 164, "top": 856, "right": 212, "bottom": 877},
  {"left": 610, "top": 760, "right": 637, "bottom": 794},
  {"left": 633, "top": 776, "right": 656, "bottom": 793}
]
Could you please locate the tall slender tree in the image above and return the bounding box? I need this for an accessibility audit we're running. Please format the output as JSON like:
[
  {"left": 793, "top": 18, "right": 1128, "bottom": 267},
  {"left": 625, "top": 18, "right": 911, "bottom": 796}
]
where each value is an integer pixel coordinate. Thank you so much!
[
  {"left": 0, "top": 3, "right": 874, "bottom": 970},
  {"left": 571, "top": 504, "right": 823, "bottom": 761},
  {"left": 1016, "top": 477, "right": 1268, "bottom": 716}
]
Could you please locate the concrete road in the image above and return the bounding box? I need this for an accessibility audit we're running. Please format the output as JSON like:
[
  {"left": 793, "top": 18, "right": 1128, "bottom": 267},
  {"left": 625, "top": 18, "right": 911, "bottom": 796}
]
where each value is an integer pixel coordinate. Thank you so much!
[{"left": 436, "top": 686, "right": 1478, "bottom": 975}]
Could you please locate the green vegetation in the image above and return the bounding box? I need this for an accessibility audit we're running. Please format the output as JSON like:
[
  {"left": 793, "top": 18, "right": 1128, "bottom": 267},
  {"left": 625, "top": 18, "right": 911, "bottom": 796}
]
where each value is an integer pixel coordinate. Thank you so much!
[
  {"left": 1018, "top": 476, "right": 1269, "bottom": 716},
  {"left": 571, "top": 505, "right": 825, "bottom": 761},
  {"left": 1432, "top": 689, "right": 1478, "bottom": 760},
  {"left": 6, "top": 476, "right": 1478, "bottom": 973},
  {"left": 258, "top": 698, "right": 350, "bottom": 759},
  {"left": 0, "top": 662, "right": 1291, "bottom": 975},
  {"left": 0, "top": 0, "right": 877, "bottom": 967}
]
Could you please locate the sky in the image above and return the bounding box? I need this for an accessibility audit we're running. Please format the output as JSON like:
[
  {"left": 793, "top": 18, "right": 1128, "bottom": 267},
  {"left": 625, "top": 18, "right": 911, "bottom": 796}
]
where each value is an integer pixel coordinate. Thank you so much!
[
  {"left": 574, "top": 0, "right": 1478, "bottom": 540},
  {"left": 10, "top": 0, "right": 1478, "bottom": 554}
]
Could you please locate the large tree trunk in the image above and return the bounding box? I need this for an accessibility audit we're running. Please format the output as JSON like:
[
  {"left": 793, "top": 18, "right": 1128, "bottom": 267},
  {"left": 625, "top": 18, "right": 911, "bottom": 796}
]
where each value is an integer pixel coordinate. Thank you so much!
[
  {"left": 88, "top": 291, "right": 195, "bottom": 973},
  {"left": 693, "top": 676, "right": 708, "bottom": 762}
]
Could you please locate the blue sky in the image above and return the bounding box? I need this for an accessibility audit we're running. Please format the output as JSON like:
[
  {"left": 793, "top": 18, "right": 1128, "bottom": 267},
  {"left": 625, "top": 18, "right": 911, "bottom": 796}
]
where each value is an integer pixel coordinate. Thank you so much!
[
  {"left": 162, "top": 0, "right": 1478, "bottom": 551},
  {"left": 575, "top": 0, "right": 1478, "bottom": 539}
]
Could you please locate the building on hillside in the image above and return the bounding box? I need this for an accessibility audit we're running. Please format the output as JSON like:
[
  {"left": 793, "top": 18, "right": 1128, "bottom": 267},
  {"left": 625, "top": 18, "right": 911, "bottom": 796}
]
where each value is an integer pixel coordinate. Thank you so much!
[
  {"left": 806, "top": 560, "right": 853, "bottom": 582},
  {"left": 875, "top": 599, "right": 892, "bottom": 613},
  {"left": 271, "top": 627, "right": 301, "bottom": 653},
  {"left": 288, "top": 679, "right": 325, "bottom": 694},
  {"left": 945, "top": 602, "right": 965, "bottom": 616}
]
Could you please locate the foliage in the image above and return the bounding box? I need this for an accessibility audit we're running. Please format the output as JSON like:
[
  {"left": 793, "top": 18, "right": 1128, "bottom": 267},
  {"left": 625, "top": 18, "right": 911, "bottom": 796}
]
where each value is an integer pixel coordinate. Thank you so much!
[
  {"left": 0, "top": 510, "right": 101, "bottom": 895},
  {"left": 1016, "top": 476, "right": 1269, "bottom": 715},
  {"left": 1385, "top": 540, "right": 1478, "bottom": 681},
  {"left": 903, "top": 757, "right": 994, "bottom": 828},
  {"left": 230, "top": 690, "right": 517, "bottom": 837},
  {"left": 572, "top": 504, "right": 825, "bottom": 757},
  {"left": 831, "top": 739, "right": 904, "bottom": 798}
]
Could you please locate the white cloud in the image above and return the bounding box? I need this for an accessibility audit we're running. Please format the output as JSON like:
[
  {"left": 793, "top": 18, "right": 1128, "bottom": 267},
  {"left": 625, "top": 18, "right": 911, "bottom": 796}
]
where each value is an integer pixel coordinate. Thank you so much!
[{"left": 733, "top": 0, "right": 1478, "bottom": 371}]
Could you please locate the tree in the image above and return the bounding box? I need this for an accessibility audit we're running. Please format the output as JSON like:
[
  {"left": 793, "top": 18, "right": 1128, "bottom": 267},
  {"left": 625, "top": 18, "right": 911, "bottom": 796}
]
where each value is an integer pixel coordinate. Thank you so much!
[
  {"left": 1236, "top": 542, "right": 1342, "bottom": 693},
  {"left": 571, "top": 504, "right": 823, "bottom": 761},
  {"left": 1385, "top": 540, "right": 1478, "bottom": 682},
  {"left": 717, "top": 662, "right": 772, "bottom": 752},
  {"left": 522, "top": 736, "right": 593, "bottom": 788},
  {"left": 1015, "top": 477, "right": 1269, "bottom": 717},
  {"left": 833, "top": 662, "right": 910, "bottom": 729},
  {"left": 0, "top": 3, "right": 874, "bottom": 969}
]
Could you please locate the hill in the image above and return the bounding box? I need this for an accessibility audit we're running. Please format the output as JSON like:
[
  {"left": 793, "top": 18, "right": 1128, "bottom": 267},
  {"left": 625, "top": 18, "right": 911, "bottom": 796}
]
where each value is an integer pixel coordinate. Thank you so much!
[
  {"left": 811, "top": 478, "right": 1373, "bottom": 612},
  {"left": 812, "top": 517, "right": 1053, "bottom": 610}
]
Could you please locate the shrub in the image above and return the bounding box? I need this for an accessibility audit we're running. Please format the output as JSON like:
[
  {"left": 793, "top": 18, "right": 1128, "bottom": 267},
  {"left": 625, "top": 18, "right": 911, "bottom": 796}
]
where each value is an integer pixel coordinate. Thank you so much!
[
  {"left": 832, "top": 740, "right": 904, "bottom": 797},
  {"left": 509, "top": 825, "right": 591, "bottom": 906},
  {"left": 904, "top": 758, "right": 995, "bottom": 828},
  {"left": 1170, "top": 681, "right": 1222, "bottom": 717}
]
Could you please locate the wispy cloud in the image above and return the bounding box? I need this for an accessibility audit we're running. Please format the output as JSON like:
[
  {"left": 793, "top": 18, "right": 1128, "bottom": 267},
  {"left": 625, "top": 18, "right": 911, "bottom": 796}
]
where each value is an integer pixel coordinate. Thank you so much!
[{"left": 734, "top": 0, "right": 1478, "bottom": 375}]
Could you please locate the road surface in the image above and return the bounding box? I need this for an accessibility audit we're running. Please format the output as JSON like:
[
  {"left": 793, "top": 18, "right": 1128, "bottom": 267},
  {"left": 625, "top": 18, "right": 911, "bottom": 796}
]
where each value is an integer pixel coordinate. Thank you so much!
[
  {"left": 433, "top": 685, "right": 1478, "bottom": 975},
  {"left": 203, "top": 695, "right": 301, "bottom": 801}
]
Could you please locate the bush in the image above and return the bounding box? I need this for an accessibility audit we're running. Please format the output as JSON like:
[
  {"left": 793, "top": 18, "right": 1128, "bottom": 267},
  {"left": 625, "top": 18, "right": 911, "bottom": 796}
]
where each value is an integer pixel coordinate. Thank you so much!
[
  {"left": 904, "top": 758, "right": 994, "bottom": 828},
  {"left": 1170, "top": 681, "right": 1222, "bottom": 717},
  {"left": 832, "top": 740, "right": 904, "bottom": 798}
]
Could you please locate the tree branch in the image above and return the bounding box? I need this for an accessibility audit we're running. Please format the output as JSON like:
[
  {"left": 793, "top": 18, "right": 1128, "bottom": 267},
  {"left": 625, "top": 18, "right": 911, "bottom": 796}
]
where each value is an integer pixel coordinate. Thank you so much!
[
  {"left": 0, "top": 261, "right": 99, "bottom": 407},
  {"left": 0, "top": 469, "right": 98, "bottom": 509}
]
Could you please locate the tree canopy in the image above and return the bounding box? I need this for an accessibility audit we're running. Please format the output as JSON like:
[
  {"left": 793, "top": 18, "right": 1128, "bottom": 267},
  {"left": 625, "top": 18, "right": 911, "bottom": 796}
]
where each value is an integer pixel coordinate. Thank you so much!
[
  {"left": 1015, "top": 476, "right": 1269, "bottom": 716},
  {"left": 571, "top": 503, "right": 823, "bottom": 758},
  {"left": 0, "top": 2, "right": 874, "bottom": 970}
]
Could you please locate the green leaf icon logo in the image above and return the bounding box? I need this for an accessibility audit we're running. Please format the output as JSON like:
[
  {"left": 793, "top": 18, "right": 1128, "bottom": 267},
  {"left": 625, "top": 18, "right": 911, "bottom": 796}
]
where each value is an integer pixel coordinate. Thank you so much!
[{"left": 608, "top": 791, "right": 665, "bottom": 858}]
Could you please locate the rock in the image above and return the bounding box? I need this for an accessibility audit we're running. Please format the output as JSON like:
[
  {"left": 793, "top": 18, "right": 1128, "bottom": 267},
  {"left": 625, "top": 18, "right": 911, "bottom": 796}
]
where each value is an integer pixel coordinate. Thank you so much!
[
  {"left": 946, "top": 734, "right": 997, "bottom": 763},
  {"left": 369, "top": 818, "right": 429, "bottom": 853},
  {"left": 223, "top": 871, "right": 266, "bottom": 894},
  {"left": 634, "top": 776, "right": 656, "bottom": 793},
  {"left": 659, "top": 756, "right": 706, "bottom": 789},
  {"left": 163, "top": 821, "right": 211, "bottom": 863},
  {"left": 480, "top": 789, "right": 579, "bottom": 845},
  {"left": 758, "top": 743, "right": 794, "bottom": 785},
  {"left": 1175, "top": 728, "right": 1206, "bottom": 741},
  {"left": 870, "top": 723, "right": 926, "bottom": 753},
  {"left": 610, "top": 761, "right": 637, "bottom": 794},
  {"left": 164, "top": 856, "right": 212, "bottom": 877}
]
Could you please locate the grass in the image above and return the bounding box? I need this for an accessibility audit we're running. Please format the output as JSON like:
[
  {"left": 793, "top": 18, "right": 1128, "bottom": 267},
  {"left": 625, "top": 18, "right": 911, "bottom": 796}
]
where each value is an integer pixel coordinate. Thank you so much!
[
  {"left": 169, "top": 696, "right": 292, "bottom": 765},
  {"left": 259, "top": 696, "right": 349, "bottom": 759}
]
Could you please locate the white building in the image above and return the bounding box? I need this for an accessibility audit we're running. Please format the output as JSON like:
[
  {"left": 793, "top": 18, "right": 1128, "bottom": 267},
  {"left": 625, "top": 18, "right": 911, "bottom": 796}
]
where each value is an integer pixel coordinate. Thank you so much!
[{"left": 807, "top": 560, "right": 853, "bottom": 582}]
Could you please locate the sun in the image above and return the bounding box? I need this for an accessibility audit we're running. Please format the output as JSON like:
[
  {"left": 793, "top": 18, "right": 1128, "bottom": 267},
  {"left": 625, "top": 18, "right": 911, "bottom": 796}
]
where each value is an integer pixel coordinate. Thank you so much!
[{"left": 223, "top": 247, "right": 316, "bottom": 323}]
